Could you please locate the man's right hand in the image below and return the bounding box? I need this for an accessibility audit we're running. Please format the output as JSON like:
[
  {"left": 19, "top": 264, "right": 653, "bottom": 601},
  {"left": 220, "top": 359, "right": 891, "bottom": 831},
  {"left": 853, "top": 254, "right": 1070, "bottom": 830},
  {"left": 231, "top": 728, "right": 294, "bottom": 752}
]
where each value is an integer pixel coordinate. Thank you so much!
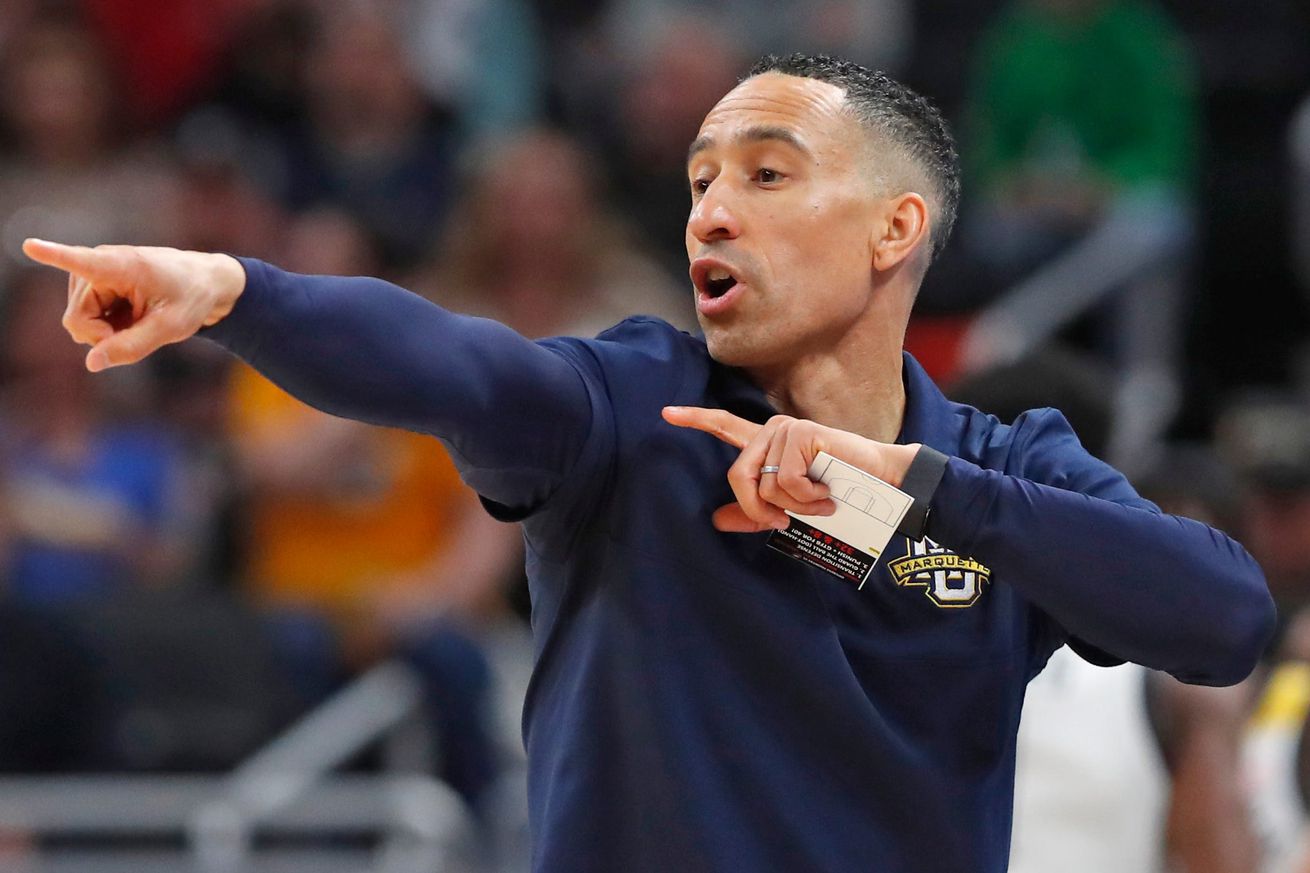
[{"left": 21, "top": 239, "right": 246, "bottom": 372}]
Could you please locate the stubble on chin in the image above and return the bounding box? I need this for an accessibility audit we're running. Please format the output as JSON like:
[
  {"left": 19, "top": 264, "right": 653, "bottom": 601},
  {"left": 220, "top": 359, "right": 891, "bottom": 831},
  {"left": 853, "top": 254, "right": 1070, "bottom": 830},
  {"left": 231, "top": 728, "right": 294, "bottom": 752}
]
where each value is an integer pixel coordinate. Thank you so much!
[
  {"left": 701, "top": 322, "right": 737, "bottom": 365},
  {"left": 702, "top": 321, "right": 772, "bottom": 368}
]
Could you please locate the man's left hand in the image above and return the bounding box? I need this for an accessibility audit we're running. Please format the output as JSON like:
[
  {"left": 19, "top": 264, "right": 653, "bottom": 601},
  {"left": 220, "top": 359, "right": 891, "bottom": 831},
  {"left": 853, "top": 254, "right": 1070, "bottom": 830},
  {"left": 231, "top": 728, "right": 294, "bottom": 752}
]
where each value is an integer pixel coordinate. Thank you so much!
[{"left": 662, "top": 406, "right": 920, "bottom": 533}]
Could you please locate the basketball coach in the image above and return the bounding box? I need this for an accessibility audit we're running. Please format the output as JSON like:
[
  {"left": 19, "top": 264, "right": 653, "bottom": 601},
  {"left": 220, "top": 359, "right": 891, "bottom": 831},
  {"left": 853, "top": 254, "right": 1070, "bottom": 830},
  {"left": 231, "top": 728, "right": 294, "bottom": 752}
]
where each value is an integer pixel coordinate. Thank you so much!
[{"left": 24, "top": 53, "right": 1274, "bottom": 873}]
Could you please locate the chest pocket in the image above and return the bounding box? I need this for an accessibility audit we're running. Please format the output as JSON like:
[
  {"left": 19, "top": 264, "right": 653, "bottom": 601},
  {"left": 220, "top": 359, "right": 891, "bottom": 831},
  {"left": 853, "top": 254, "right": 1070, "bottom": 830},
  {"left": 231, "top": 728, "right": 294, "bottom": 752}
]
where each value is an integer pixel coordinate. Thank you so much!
[{"left": 812, "top": 535, "right": 1028, "bottom": 664}]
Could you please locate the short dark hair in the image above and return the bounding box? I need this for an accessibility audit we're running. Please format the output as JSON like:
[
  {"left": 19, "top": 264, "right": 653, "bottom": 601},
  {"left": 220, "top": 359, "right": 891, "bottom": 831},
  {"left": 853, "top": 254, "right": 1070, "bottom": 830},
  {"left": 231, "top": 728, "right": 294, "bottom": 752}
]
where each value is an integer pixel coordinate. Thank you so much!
[{"left": 747, "top": 53, "right": 961, "bottom": 263}]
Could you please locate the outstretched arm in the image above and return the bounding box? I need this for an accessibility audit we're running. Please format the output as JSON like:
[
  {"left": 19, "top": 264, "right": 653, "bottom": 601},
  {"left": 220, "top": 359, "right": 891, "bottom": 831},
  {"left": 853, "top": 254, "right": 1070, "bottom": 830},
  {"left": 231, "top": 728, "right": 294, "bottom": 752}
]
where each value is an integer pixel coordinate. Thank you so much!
[
  {"left": 23, "top": 240, "right": 596, "bottom": 511},
  {"left": 664, "top": 405, "right": 1275, "bottom": 687},
  {"left": 927, "top": 454, "right": 1272, "bottom": 686}
]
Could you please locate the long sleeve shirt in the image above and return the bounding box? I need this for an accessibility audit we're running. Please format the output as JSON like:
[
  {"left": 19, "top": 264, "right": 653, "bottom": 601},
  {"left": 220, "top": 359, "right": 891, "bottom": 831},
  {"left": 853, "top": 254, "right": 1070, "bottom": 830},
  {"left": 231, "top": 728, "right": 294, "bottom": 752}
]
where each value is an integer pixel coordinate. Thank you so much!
[{"left": 204, "top": 259, "right": 1275, "bottom": 873}]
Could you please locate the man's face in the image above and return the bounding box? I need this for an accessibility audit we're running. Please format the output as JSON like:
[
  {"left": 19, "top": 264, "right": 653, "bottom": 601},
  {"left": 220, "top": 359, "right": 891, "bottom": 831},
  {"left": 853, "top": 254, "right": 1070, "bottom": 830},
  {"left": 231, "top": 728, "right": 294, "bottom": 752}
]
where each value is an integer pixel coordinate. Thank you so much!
[{"left": 685, "top": 73, "right": 884, "bottom": 368}]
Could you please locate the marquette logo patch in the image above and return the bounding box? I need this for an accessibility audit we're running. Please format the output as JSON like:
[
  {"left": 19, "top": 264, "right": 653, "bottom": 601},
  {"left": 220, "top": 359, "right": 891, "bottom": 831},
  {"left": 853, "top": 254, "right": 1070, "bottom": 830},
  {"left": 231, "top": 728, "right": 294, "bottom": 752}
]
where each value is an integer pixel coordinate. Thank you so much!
[{"left": 887, "top": 537, "right": 991, "bottom": 608}]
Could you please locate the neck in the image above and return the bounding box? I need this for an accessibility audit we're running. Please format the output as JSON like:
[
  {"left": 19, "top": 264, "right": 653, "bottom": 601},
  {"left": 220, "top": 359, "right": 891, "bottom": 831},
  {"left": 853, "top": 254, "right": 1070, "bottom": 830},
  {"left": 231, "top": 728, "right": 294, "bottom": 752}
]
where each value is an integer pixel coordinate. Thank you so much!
[{"left": 749, "top": 299, "right": 910, "bottom": 444}]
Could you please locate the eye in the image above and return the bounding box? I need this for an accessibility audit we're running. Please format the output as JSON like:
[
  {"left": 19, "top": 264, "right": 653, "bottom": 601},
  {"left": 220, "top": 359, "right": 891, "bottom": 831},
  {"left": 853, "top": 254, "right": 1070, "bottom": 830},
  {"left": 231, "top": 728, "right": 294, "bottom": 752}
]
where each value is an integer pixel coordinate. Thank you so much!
[
  {"left": 755, "top": 168, "right": 782, "bottom": 184},
  {"left": 691, "top": 177, "right": 711, "bottom": 196}
]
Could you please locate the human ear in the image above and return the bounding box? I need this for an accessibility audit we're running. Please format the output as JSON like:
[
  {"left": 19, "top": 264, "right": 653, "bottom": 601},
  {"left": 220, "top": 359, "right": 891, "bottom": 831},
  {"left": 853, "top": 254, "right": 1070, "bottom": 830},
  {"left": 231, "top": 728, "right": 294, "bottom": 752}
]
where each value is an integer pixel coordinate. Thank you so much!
[{"left": 872, "top": 192, "right": 929, "bottom": 272}]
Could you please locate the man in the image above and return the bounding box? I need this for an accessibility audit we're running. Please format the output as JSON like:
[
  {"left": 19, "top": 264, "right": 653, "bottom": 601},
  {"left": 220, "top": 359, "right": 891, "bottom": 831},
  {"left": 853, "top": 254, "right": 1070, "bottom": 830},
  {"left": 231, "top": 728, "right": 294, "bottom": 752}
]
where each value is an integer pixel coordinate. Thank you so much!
[{"left": 24, "top": 54, "right": 1273, "bottom": 873}]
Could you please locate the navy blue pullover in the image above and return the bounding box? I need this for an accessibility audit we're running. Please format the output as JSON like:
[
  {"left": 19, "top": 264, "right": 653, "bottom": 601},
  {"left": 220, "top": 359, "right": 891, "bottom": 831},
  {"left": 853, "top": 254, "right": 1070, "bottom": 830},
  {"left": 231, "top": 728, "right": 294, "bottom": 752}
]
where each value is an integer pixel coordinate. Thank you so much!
[{"left": 206, "top": 260, "right": 1275, "bottom": 873}]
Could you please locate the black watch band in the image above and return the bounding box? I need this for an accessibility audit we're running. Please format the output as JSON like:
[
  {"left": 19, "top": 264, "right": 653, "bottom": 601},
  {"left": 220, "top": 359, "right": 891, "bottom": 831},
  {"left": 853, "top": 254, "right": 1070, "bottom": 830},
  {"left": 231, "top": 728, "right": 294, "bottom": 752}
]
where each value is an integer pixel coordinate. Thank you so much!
[{"left": 895, "top": 446, "right": 949, "bottom": 541}]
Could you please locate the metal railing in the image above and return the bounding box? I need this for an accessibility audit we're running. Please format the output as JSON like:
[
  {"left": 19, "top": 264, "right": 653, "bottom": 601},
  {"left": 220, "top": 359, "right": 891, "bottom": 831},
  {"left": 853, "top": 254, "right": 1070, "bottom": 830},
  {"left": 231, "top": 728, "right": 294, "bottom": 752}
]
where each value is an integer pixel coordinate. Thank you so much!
[{"left": 0, "top": 662, "right": 480, "bottom": 873}]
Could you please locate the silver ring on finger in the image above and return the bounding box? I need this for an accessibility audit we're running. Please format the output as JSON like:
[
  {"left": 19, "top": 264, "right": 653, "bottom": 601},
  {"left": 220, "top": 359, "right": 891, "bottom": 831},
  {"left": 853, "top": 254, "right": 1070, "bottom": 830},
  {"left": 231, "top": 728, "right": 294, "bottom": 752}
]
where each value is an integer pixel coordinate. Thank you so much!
[{"left": 759, "top": 465, "right": 781, "bottom": 475}]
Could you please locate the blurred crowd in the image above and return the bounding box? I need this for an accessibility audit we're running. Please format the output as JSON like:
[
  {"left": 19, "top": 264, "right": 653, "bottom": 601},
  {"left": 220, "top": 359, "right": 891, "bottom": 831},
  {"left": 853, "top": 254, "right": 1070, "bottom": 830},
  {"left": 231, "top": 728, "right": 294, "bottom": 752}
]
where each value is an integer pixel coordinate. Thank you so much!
[{"left": 0, "top": 0, "right": 1309, "bottom": 870}]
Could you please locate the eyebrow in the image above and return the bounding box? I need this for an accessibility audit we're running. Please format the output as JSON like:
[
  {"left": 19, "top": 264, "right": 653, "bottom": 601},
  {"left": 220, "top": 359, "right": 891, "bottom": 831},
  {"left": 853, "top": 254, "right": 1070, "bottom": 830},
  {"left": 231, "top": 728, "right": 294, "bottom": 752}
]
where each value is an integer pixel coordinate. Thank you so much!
[{"left": 687, "top": 125, "right": 815, "bottom": 165}]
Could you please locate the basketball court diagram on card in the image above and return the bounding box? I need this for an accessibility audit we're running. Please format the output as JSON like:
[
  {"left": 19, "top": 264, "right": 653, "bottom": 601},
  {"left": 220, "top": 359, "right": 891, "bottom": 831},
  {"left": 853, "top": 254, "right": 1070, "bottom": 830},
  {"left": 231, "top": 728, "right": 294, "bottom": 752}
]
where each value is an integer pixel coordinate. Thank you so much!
[{"left": 825, "top": 476, "right": 899, "bottom": 524}]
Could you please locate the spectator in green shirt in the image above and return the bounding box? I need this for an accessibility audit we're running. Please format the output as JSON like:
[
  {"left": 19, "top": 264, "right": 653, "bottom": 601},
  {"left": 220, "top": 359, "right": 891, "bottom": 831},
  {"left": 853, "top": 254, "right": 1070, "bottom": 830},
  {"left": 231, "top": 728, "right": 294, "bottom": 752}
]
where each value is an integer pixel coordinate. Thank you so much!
[
  {"left": 968, "top": 0, "right": 1198, "bottom": 226},
  {"left": 954, "top": 0, "right": 1201, "bottom": 467}
]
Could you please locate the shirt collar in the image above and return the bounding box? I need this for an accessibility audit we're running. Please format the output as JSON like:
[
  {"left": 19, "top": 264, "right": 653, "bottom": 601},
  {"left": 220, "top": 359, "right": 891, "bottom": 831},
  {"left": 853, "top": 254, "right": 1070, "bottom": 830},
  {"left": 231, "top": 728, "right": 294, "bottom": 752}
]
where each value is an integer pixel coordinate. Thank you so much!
[{"left": 896, "top": 350, "right": 966, "bottom": 454}]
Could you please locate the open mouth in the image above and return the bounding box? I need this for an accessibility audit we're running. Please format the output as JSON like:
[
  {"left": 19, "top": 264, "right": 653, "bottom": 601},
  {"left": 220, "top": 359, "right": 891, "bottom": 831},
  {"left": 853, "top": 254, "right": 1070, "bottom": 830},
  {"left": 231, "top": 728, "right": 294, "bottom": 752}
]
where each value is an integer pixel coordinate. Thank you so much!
[
  {"left": 691, "top": 260, "right": 741, "bottom": 299},
  {"left": 704, "top": 270, "right": 738, "bottom": 298}
]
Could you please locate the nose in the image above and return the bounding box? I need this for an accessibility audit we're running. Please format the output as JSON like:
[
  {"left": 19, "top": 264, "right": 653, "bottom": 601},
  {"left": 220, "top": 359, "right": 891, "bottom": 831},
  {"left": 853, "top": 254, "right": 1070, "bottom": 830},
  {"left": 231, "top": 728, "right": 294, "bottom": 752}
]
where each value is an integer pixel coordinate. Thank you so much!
[{"left": 687, "top": 180, "right": 742, "bottom": 244}]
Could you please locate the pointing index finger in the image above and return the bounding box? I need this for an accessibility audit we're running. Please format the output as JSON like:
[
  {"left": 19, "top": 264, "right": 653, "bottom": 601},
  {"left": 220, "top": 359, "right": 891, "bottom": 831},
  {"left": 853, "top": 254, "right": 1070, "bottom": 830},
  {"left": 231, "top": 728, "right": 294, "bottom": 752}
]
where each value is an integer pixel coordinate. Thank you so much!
[
  {"left": 662, "top": 406, "right": 762, "bottom": 449},
  {"left": 22, "top": 238, "right": 113, "bottom": 280}
]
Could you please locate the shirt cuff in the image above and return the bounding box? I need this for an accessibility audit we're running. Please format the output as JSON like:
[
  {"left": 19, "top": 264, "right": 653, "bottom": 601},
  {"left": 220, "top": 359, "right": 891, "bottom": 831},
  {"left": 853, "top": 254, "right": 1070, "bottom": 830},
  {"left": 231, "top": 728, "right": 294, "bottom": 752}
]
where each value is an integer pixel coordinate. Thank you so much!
[{"left": 197, "top": 256, "right": 275, "bottom": 361}]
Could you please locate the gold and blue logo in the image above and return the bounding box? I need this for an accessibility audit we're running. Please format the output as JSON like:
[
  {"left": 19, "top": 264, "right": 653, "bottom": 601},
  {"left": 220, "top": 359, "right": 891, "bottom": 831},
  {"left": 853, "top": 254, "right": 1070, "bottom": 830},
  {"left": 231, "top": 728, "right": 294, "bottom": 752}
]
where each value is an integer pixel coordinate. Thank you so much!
[{"left": 887, "top": 537, "right": 991, "bottom": 608}]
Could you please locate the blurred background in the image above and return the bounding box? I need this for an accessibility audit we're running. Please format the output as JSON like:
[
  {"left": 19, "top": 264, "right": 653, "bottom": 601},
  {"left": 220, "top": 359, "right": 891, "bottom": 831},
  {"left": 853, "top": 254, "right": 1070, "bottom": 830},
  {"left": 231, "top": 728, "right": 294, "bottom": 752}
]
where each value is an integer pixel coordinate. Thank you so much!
[{"left": 0, "top": 0, "right": 1308, "bottom": 870}]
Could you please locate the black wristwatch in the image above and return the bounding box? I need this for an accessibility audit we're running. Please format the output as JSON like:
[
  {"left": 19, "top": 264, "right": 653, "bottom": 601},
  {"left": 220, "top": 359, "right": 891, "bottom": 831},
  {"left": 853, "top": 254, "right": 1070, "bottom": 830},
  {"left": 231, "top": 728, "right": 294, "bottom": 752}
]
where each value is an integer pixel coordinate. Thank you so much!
[{"left": 894, "top": 446, "right": 949, "bottom": 541}]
